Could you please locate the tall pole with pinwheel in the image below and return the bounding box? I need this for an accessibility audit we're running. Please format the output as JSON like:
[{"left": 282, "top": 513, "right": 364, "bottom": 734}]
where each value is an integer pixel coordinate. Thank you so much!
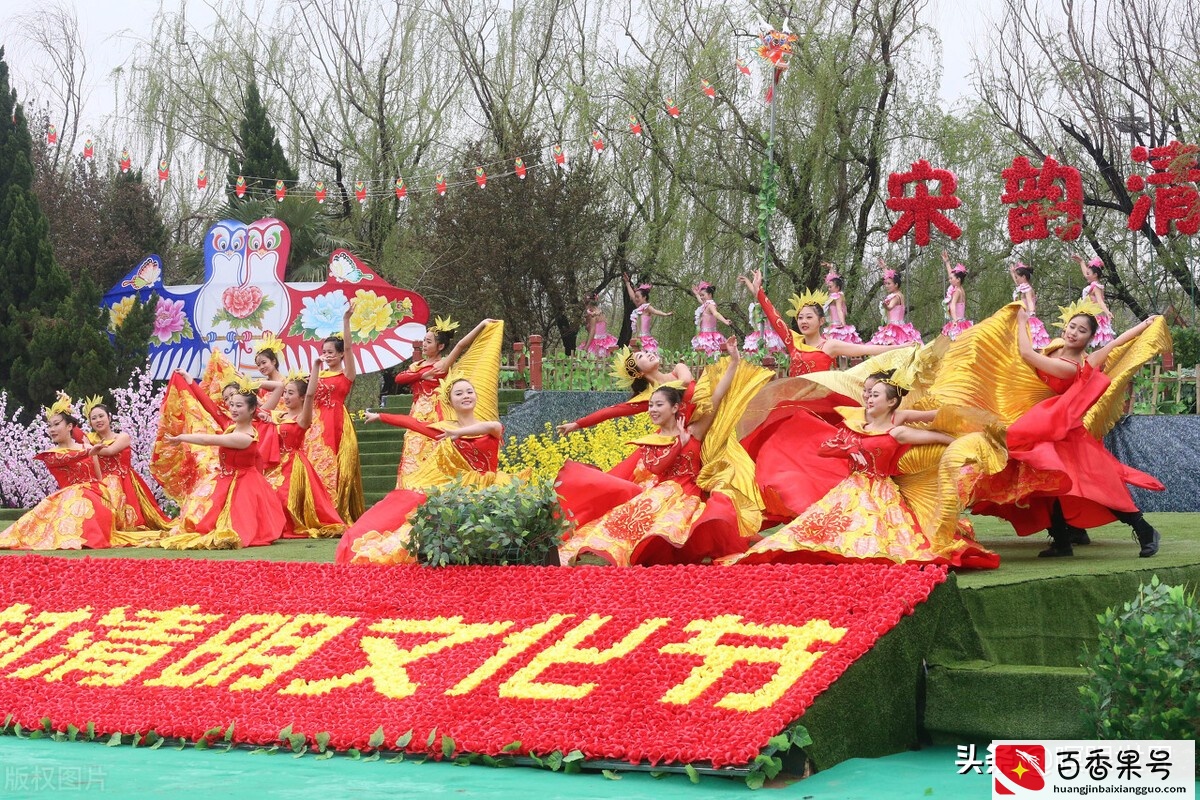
[{"left": 750, "top": 29, "right": 798, "bottom": 368}]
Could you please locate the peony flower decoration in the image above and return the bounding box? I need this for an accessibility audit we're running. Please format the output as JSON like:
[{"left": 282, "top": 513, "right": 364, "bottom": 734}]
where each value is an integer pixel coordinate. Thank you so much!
[
  {"left": 152, "top": 298, "right": 195, "bottom": 345},
  {"left": 108, "top": 296, "right": 137, "bottom": 332},
  {"left": 291, "top": 291, "right": 350, "bottom": 341},
  {"left": 348, "top": 290, "right": 396, "bottom": 342}
]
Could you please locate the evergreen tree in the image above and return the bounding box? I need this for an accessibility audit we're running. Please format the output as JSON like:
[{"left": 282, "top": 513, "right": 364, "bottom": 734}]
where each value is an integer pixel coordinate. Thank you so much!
[
  {"left": 226, "top": 80, "right": 298, "bottom": 205},
  {"left": 16, "top": 277, "right": 118, "bottom": 404},
  {"left": 0, "top": 49, "right": 139, "bottom": 413},
  {"left": 111, "top": 293, "right": 156, "bottom": 386},
  {"left": 0, "top": 47, "right": 72, "bottom": 409}
]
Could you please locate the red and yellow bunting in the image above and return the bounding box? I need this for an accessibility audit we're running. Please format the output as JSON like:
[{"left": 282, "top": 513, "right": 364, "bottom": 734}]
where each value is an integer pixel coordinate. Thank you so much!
[{"left": 0, "top": 557, "right": 944, "bottom": 767}]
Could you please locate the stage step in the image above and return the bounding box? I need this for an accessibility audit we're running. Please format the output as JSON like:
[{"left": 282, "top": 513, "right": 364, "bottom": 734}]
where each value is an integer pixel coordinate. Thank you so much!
[{"left": 924, "top": 660, "right": 1090, "bottom": 742}]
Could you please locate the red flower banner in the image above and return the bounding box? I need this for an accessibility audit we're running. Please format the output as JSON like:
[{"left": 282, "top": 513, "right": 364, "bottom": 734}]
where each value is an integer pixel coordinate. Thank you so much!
[{"left": 0, "top": 557, "right": 944, "bottom": 767}]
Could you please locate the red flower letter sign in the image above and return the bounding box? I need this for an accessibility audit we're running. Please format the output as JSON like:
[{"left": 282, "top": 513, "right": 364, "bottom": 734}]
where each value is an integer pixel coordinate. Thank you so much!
[{"left": 886, "top": 160, "right": 962, "bottom": 246}]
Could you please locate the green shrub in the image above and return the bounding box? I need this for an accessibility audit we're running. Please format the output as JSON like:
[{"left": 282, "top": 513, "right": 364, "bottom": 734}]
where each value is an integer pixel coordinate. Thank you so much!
[
  {"left": 407, "top": 477, "right": 569, "bottom": 567},
  {"left": 1170, "top": 326, "right": 1199, "bottom": 369},
  {"left": 1080, "top": 576, "right": 1200, "bottom": 759}
]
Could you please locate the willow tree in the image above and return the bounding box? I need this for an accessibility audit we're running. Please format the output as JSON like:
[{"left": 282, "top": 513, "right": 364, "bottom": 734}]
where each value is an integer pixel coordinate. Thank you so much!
[{"left": 975, "top": 0, "right": 1200, "bottom": 320}]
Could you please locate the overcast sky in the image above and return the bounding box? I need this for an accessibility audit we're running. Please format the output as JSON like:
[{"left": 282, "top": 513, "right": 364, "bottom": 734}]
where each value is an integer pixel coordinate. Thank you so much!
[{"left": 1, "top": 0, "right": 1004, "bottom": 132}]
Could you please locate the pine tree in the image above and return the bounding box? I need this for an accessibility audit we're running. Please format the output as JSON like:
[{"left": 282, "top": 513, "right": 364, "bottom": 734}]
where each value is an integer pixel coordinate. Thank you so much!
[
  {"left": 110, "top": 293, "right": 156, "bottom": 385},
  {"left": 17, "top": 277, "right": 118, "bottom": 404},
  {"left": 0, "top": 48, "right": 135, "bottom": 414},
  {"left": 0, "top": 47, "right": 72, "bottom": 410},
  {"left": 226, "top": 80, "right": 298, "bottom": 205}
]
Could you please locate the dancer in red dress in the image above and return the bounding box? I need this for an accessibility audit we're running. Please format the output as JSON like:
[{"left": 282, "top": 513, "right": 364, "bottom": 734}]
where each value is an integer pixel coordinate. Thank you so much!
[
  {"left": 252, "top": 334, "right": 287, "bottom": 412},
  {"left": 337, "top": 378, "right": 510, "bottom": 565},
  {"left": 726, "top": 377, "right": 998, "bottom": 569},
  {"left": 84, "top": 397, "right": 171, "bottom": 530},
  {"left": 738, "top": 269, "right": 901, "bottom": 376},
  {"left": 556, "top": 348, "right": 694, "bottom": 434},
  {"left": 736, "top": 268, "right": 916, "bottom": 523},
  {"left": 158, "top": 389, "right": 286, "bottom": 549},
  {"left": 0, "top": 396, "right": 136, "bottom": 550},
  {"left": 971, "top": 303, "right": 1165, "bottom": 557},
  {"left": 556, "top": 338, "right": 773, "bottom": 566},
  {"left": 338, "top": 321, "right": 508, "bottom": 564},
  {"left": 307, "top": 302, "right": 364, "bottom": 522},
  {"left": 268, "top": 371, "right": 346, "bottom": 538},
  {"left": 392, "top": 317, "right": 496, "bottom": 487}
]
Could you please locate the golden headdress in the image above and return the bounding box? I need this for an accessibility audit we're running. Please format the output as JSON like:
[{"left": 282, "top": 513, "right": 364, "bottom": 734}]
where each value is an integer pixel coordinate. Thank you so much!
[
  {"left": 284, "top": 368, "right": 310, "bottom": 385},
  {"left": 254, "top": 332, "right": 285, "bottom": 358},
  {"left": 608, "top": 346, "right": 640, "bottom": 389},
  {"left": 228, "top": 372, "right": 257, "bottom": 394},
  {"left": 45, "top": 392, "right": 75, "bottom": 422},
  {"left": 431, "top": 315, "right": 460, "bottom": 334},
  {"left": 82, "top": 394, "right": 106, "bottom": 418},
  {"left": 875, "top": 367, "right": 913, "bottom": 393},
  {"left": 1056, "top": 298, "right": 1106, "bottom": 330},
  {"left": 786, "top": 288, "right": 831, "bottom": 318}
]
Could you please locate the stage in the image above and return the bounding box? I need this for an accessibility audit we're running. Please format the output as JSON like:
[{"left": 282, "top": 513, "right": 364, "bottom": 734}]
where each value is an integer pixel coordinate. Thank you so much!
[{"left": 0, "top": 512, "right": 1197, "bottom": 795}]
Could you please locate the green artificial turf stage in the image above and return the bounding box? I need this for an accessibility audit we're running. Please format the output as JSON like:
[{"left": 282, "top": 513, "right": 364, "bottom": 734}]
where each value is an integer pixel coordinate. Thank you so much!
[{"left": 3, "top": 512, "right": 1196, "bottom": 570}]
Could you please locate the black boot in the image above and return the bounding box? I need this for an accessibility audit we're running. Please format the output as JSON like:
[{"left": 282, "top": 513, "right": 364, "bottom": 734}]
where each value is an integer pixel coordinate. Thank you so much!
[
  {"left": 1038, "top": 518, "right": 1073, "bottom": 557},
  {"left": 1128, "top": 515, "right": 1160, "bottom": 558},
  {"left": 1068, "top": 526, "right": 1091, "bottom": 545},
  {"left": 1038, "top": 537, "right": 1074, "bottom": 557}
]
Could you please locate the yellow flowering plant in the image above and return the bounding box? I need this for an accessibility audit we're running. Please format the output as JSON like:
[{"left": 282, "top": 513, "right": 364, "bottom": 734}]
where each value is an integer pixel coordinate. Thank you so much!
[{"left": 498, "top": 415, "right": 656, "bottom": 482}]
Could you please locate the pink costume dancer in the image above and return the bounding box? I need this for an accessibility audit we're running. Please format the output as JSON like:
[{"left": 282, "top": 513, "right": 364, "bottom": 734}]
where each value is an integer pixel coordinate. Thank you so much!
[
  {"left": 623, "top": 272, "right": 672, "bottom": 353},
  {"left": 822, "top": 269, "right": 862, "bottom": 343},
  {"left": 1077, "top": 255, "right": 1115, "bottom": 347},
  {"left": 1011, "top": 263, "right": 1050, "bottom": 349},
  {"left": 743, "top": 316, "right": 787, "bottom": 353},
  {"left": 583, "top": 295, "right": 617, "bottom": 356},
  {"left": 690, "top": 281, "right": 730, "bottom": 358},
  {"left": 940, "top": 255, "right": 973, "bottom": 340},
  {"left": 631, "top": 303, "right": 657, "bottom": 351},
  {"left": 869, "top": 268, "right": 922, "bottom": 345}
]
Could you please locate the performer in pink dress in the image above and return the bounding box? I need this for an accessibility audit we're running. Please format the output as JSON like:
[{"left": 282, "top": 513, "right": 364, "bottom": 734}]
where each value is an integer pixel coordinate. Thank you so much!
[
  {"left": 623, "top": 272, "right": 673, "bottom": 352},
  {"left": 940, "top": 251, "right": 974, "bottom": 340},
  {"left": 822, "top": 267, "right": 862, "bottom": 343},
  {"left": 1074, "top": 254, "right": 1115, "bottom": 347},
  {"left": 690, "top": 281, "right": 732, "bottom": 358},
  {"left": 582, "top": 294, "right": 618, "bottom": 356},
  {"left": 1010, "top": 262, "right": 1050, "bottom": 349},
  {"left": 869, "top": 262, "right": 922, "bottom": 345}
]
